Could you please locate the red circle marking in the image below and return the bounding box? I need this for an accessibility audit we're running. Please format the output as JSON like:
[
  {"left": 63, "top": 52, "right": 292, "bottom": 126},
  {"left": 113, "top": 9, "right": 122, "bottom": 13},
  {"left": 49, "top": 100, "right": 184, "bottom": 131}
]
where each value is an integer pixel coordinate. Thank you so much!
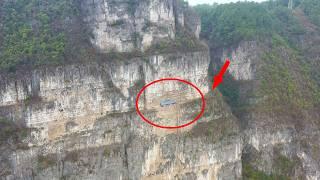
[{"left": 135, "top": 78, "right": 206, "bottom": 129}]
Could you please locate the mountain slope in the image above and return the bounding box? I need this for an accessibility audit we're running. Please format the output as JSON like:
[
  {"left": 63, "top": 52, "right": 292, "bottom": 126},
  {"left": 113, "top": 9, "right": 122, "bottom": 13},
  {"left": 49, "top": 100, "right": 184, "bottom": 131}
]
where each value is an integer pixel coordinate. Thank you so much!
[
  {"left": 0, "top": 0, "right": 319, "bottom": 179},
  {"left": 195, "top": 0, "right": 320, "bottom": 179}
]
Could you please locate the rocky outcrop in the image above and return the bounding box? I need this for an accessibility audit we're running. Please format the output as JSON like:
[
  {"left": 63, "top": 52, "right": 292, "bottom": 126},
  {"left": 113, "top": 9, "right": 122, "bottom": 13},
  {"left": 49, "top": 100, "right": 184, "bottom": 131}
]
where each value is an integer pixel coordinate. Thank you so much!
[
  {"left": 220, "top": 41, "right": 262, "bottom": 81},
  {"left": 1, "top": 0, "right": 234, "bottom": 179},
  {"left": 212, "top": 39, "right": 320, "bottom": 179},
  {"left": 0, "top": 51, "right": 209, "bottom": 141},
  {"left": 0, "top": 49, "right": 243, "bottom": 179},
  {"left": 81, "top": 0, "right": 201, "bottom": 53},
  {"left": 0, "top": 94, "right": 241, "bottom": 179}
]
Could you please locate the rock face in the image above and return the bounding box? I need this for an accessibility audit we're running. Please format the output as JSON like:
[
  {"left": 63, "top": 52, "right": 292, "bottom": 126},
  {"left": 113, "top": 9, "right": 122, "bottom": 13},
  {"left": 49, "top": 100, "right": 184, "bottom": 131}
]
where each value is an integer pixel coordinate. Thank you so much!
[
  {"left": 1, "top": 98, "right": 241, "bottom": 179},
  {"left": 0, "top": 49, "right": 243, "bottom": 179},
  {"left": 0, "top": 1, "right": 243, "bottom": 178},
  {"left": 220, "top": 41, "right": 261, "bottom": 81},
  {"left": 10, "top": 0, "right": 320, "bottom": 179},
  {"left": 82, "top": 0, "right": 201, "bottom": 52},
  {"left": 0, "top": 51, "right": 209, "bottom": 141},
  {"left": 213, "top": 38, "right": 320, "bottom": 179}
]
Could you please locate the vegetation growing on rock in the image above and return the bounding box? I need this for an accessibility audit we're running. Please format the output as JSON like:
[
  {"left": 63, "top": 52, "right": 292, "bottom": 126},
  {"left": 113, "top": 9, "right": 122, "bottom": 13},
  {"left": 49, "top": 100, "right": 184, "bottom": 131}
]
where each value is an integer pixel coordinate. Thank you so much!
[
  {"left": 242, "top": 163, "right": 290, "bottom": 180},
  {"left": 195, "top": 2, "right": 275, "bottom": 48},
  {"left": 194, "top": 1, "right": 307, "bottom": 48},
  {"left": 195, "top": 0, "right": 320, "bottom": 111},
  {"left": 300, "top": 0, "right": 320, "bottom": 26},
  {"left": 0, "top": 117, "right": 29, "bottom": 147},
  {"left": 0, "top": 0, "right": 74, "bottom": 70},
  {"left": 196, "top": 0, "right": 320, "bottom": 178},
  {"left": 37, "top": 154, "right": 56, "bottom": 170},
  {"left": 0, "top": 0, "right": 205, "bottom": 72}
]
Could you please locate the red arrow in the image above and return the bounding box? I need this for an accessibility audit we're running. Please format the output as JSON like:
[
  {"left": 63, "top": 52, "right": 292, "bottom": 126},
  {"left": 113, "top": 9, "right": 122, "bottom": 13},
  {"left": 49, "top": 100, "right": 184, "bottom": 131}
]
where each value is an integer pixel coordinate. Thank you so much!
[{"left": 212, "top": 59, "right": 231, "bottom": 90}]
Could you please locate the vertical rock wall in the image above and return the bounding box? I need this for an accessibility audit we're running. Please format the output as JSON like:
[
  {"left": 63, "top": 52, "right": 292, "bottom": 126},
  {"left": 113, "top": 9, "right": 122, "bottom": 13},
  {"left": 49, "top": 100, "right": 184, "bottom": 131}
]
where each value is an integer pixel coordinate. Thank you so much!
[{"left": 81, "top": 0, "right": 201, "bottom": 52}]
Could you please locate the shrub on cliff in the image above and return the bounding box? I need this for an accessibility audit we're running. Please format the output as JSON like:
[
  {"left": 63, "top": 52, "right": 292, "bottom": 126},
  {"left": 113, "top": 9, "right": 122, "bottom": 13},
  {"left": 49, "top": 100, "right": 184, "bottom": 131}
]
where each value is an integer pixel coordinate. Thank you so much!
[{"left": 0, "top": 117, "right": 29, "bottom": 147}]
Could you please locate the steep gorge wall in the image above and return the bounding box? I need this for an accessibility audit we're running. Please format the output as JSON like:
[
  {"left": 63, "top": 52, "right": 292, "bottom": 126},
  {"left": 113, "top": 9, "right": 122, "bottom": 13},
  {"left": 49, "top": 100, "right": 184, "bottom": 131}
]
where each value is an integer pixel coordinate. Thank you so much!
[
  {"left": 82, "top": 0, "right": 200, "bottom": 52},
  {"left": 212, "top": 39, "right": 320, "bottom": 179},
  {"left": 0, "top": 1, "right": 245, "bottom": 179},
  {"left": 0, "top": 51, "right": 209, "bottom": 141},
  {"left": 1, "top": 107, "right": 241, "bottom": 180},
  {"left": 0, "top": 50, "right": 243, "bottom": 179}
]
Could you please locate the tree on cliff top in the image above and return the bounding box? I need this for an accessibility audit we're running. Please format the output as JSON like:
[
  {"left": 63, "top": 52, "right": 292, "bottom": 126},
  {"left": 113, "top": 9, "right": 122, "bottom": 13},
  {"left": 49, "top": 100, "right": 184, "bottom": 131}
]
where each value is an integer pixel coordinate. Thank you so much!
[{"left": 0, "top": 0, "right": 91, "bottom": 72}]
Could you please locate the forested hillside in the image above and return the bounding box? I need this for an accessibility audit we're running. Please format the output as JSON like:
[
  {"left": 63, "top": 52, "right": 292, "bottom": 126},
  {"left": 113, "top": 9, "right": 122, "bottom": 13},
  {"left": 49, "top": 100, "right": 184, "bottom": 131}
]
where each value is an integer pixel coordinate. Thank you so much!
[
  {"left": 194, "top": 0, "right": 306, "bottom": 47},
  {"left": 0, "top": 0, "right": 91, "bottom": 71},
  {"left": 195, "top": 0, "right": 320, "bottom": 179},
  {"left": 195, "top": 0, "right": 320, "bottom": 109},
  {"left": 0, "top": 0, "right": 319, "bottom": 179}
]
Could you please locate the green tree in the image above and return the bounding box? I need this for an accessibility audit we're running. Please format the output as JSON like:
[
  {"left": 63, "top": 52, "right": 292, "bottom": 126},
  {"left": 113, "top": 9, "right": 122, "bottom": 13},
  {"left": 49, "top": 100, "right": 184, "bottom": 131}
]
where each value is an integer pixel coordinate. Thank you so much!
[
  {"left": 195, "top": 2, "right": 275, "bottom": 48},
  {"left": 0, "top": 0, "right": 89, "bottom": 71}
]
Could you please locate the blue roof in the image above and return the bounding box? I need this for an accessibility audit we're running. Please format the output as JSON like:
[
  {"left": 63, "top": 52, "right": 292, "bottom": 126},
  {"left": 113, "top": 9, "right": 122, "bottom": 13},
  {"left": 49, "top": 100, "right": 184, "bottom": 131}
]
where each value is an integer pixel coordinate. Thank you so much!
[{"left": 160, "top": 99, "right": 176, "bottom": 106}]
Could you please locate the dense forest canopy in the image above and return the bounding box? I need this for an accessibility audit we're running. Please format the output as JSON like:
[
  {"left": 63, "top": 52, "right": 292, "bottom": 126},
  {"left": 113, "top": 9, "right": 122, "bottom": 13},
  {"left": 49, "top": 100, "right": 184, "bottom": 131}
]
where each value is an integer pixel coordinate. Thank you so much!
[
  {"left": 300, "top": 0, "right": 320, "bottom": 26},
  {"left": 194, "top": 0, "right": 319, "bottom": 48},
  {"left": 0, "top": 0, "right": 90, "bottom": 72},
  {"left": 195, "top": 2, "right": 275, "bottom": 47}
]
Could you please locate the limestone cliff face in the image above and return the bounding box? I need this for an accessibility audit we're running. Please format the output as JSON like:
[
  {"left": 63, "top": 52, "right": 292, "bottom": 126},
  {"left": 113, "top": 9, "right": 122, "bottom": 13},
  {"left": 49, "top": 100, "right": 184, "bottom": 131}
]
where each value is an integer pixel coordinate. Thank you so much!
[
  {"left": 220, "top": 41, "right": 261, "bottom": 81},
  {"left": 0, "top": 51, "right": 209, "bottom": 142},
  {"left": 1, "top": 97, "right": 241, "bottom": 179},
  {"left": 81, "top": 0, "right": 201, "bottom": 52},
  {"left": 0, "top": 1, "right": 242, "bottom": 177},
  {"left": 0, "top": 49, "right": 242, "bottom": 179},
  {"left": 213, "top": 39, "right": 320, "bottom": 179},
  {"left": 0, "top": 1, "right": 243, "bottom": 179}
]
